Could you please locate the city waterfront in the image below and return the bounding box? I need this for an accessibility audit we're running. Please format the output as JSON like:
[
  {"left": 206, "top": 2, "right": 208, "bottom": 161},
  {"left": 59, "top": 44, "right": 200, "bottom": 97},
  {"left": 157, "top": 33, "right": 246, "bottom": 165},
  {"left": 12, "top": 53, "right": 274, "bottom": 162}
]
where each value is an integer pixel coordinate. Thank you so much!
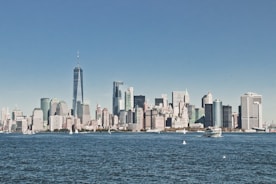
[{"left": 0, "top": 132, "right": 275, "bottom": 183}]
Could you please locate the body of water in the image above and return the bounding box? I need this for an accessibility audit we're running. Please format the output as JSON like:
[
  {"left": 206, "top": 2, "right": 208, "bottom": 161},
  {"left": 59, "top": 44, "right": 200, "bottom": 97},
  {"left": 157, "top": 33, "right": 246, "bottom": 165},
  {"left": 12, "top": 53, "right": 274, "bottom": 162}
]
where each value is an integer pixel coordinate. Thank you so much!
[{"left": 0, "top": 132, "right": 275, "bottom": 183}]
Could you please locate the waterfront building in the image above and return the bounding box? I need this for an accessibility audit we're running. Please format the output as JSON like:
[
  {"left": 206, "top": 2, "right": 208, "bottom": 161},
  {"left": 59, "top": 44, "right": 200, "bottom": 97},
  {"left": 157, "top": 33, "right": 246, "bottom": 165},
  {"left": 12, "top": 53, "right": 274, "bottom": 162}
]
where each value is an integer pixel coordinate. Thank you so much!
[
  {"left": 195, "top": 107, "right": 205, "bottom": 123},
  {"left": 172, "top": 91, "right": 186, "bottom": 108},
  {"left": 183, "top": 89, "right": 190, "bottom": 105},
  {"left": 49, "top": 115, "right": 63, "bottom": 131},
  {"left": 72, "top": 53, "right": 84, "bottom": 117},
  {"left": 126, "top": 110, "right": 134, "bottom": 124},
  {"left": 188, "top": 105, "right": 196, "bottom": 124},
  {"left": 113, "top": 115, "right": 119, "bottom": 128},
  {"left": 11, "top": 108, "right": 23, "bottom": 121},
  {"left": 119, "top": 110, "right": 127, "bottom": 127},
  {"left": 232, "top": 112, "right": 239, "bottom": 128},
  {"left": 95, "top": 104, "right": 102, "bottom": 127},
  {"left": 56, "top": 101, "right": 69, "bottom": 116},
  {"left": 79, "top": 103, "right": 91, "bottom": 125},
  {"left": 49, "top": 98, "right": 59, "bottom": 116},
  {"left": 162, "top": 94, "right": 168, "bottom": 108},
  {"left": 16, "top": 119, "right": 28, "bottom": 133},
  {"left": 32, "top": 108, "right": 44, "bottom": 131},
  {"left": 240, "top": 92, "right": 262, "bottom": 130},
  {"left": 134, "top": 106, "right": 144, "bottom": 131},
  {"left": 40, "top": 98, "right": 50, "bottom": 124},
  {"left": 134, "top": 95, "right": 146, "bottom": 109},
  {"left": 155, "top": 98, "right": 164, "bottom": 107},
  {"left": 202, "top": 92, "right": 213, "bottom": 108},
  {"left": 152, "top": 115, "right": 165, "bottom": 130},
  {"left": 113, "top": 81, "right": 124, "bottom": 116},
  {"left": 204, "top": 104, "right": 213, "bottom": 127},
  {"left": 213, "top": 99, "right": 223, "bottom": 128},
  {"left": 223, "top": 105, "right": 232, "bottom": 128},
  {"left": 102, "top": 108, "right": 110, "bottom": 129},
  {"left": 125, "top": 87, "right": 134, "bottom": 112}
]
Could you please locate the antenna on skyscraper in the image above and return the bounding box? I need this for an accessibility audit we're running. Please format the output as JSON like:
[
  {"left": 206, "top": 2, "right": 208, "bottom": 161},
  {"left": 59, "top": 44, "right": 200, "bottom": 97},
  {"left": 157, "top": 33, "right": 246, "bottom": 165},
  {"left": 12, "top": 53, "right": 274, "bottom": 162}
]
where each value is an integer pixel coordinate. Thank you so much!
[{"left": 77, "top": 50, "right": 80, "bottom": 67}]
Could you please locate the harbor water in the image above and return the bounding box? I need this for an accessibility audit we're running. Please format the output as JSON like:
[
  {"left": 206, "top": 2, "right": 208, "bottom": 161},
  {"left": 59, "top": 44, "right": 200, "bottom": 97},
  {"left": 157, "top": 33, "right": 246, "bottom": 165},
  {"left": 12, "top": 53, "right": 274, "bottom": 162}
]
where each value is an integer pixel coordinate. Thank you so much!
[{"left": 0, "top": 132, "right": 275, "bottom": 183}]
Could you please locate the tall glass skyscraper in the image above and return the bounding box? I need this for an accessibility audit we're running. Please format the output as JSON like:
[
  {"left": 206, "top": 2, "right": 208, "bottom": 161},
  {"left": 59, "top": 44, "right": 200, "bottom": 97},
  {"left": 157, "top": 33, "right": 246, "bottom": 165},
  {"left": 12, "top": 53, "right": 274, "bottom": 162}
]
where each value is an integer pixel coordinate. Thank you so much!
[
  {"left": 113, "top": 81, "right": 124, "bottom": 116},
  {"left": 40, "top": 98, "right": 50, "bottom": 123},
  {"left": 241, "top": 92, "right": 262, "bottom": 130},
  {"left": 72, "top": 54, "right": 84, "bottom": 117},
  {"left": 213, "top": 99, "right": 223, "bottom": 128},
  {"left": 125, "top": 87, "right": 134, "bottom": 112}
]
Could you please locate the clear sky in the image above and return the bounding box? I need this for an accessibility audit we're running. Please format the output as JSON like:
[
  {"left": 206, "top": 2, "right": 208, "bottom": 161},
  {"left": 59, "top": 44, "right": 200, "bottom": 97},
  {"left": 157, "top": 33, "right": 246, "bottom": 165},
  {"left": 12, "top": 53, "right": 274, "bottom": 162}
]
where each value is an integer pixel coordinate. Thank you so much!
[{"left": 0, "top": 0, "right": 276, "bottom": 122}]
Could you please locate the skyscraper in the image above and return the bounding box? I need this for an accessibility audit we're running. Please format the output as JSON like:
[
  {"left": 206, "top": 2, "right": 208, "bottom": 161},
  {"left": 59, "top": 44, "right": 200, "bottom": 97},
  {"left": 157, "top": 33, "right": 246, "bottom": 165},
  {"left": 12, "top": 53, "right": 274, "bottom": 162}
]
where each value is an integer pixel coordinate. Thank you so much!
[
  {"left": 202, "top": 92, "right": 213, "bottom": 108},
  {"left": 204, "top": 104, "right": 213, "bottom": 127},
  {"left": 134, "top": 95, "right": 146, "bottom": 109},
  {"left": 213, "top": 99, "right": 223, "bottom": 128},
  {"left": 223, "top": 105, "right": 232, "bottom": 128},
  {"left": 241, "top": 92, "right": 262, "bottom": 130},
  {"left": 72, "top": 52, "right": 84, "bottom": 117},
  {"left": 125, "top": 87, "right": 134, "bottom": 112},
  {"left": 40, "top": 98, "right": 50, "bottom": 124},
  {"left": 183, "top": 89, "right": 190, "bottom": 105},
  {"left": 113, "top": 81, "right": 124, "bottom": 116},
  {"left": 172, "top": 91, "right": 185, "bottom": 108}
]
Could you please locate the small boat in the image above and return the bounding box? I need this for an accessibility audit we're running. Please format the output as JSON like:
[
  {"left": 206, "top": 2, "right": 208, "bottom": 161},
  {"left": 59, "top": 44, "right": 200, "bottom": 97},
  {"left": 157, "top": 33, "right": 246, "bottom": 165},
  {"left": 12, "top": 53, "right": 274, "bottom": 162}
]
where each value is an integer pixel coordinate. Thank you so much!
[
  {"left": 204, "top": 127, "right": 222, "bottom": 137},
  {"left": 182, "top": 140, "right": 186, "bottom": 145},
  {"left": 146, "top": 129, "right": 161, "bottom": 133}
]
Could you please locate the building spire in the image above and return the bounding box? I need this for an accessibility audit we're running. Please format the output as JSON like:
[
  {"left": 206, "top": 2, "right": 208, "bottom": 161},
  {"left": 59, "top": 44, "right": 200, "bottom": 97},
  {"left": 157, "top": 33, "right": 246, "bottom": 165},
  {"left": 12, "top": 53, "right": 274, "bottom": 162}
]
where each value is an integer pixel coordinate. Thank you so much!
[{"left": 77, "top": 50, "right": 80, "bottom": 67}]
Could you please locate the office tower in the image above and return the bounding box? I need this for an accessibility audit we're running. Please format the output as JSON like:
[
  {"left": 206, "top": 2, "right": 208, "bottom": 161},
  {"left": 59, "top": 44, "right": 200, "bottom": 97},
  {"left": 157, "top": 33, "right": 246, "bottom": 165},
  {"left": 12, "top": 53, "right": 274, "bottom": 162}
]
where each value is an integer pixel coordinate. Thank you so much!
[
  {"left": 95, "top": 104, "right": 102, "bottom": 126},
  {"left": 56, "top": 101, "right": 69, "bottom": 116},
  {"left": 125, "top": 87, "right": 134, "bottom": 112},
  {"left": 232, "top": 112, "right": 239, "bottom": 128},
  {"left": 241, "top": 92, "right": 262, "bottom": 130},
  {"left": 113, "top": 81, "right": 124, "bottom": 116},
  {"left": 50, "top": 98, "right": 59, "bottom": 116},
  {"left": 155, "top": 98, "right": 164, "bottom": 107},
  {"left": 11, "top": 108, "right": 23, "bottom": 121},
  {"left": 195, "top": 107, "right": 205, "bottom": 123},
  {"left": 188, "top": 105, "right": 196, "bottom": 124},
  {"left": 32, "top": 108, "right": 44, "bottom": 131},
  {"left": 134, "top": 95, "right": 146, "bottom": 109},
  {"left": 213, "top": 99, "right": 223, "bottom": 128},
  {"left": 134, "top": 106, "right": 144, "bottom": 130},
  {"left": 172, "top": 91, "right": 185, "bottom": 108},
  {"left": 204, "top": 104, "right": 213, "bottom": 127},
  {"left": 202, "top": 92, "right": 213, "bottom": 108},
  {"left": 162, "top": 94, "right": 168, "bottom": 108},
  {"left": 119, "top": 110, "right": 127, "bottom": 127},
  {"left": 72, "top": 53, "right": 84, "bottom": 117},
  {"left": 184, "top": 89, "right": 190, "bottom": 105},
  {"left": 102, "top": 108, "right": 110, "bottom": 129},
  {"left": 49, "top": 115, "right": 63, "bottom": 132},
  {"left": 79, "top": 103, "right": 91, "bottom": 125},
  {"left": 40, "top": 98, "right": 50, "bottom": 124},
  {"left": 238, "top": 105, "right": 242, "bottom": 128},
  {"left": 127, "top": 110, "right": 134, "bottom": 124},
  {"left": 223, "top": 105, "right": 232, "bottom": 128}
]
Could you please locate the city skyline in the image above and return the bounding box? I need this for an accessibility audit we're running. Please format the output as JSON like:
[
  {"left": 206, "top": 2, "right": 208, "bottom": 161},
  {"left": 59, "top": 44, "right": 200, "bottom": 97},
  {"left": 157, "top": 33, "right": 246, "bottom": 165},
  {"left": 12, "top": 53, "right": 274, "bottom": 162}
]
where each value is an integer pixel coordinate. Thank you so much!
[{"left": 0, "top": 1, "right": 276, "bottom": 122}]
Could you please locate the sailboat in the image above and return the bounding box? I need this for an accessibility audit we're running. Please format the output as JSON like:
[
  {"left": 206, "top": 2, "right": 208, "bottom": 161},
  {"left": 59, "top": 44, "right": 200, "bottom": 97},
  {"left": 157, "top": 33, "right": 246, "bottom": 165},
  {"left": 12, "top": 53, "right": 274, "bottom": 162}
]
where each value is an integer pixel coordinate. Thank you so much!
[
  {"left": 182, "top": 140, "right": 186, "bottom": 145},
  {"left": 108, "top": 127, "right": 111, "bottom": 134},
  {"left": 183, "top": 128, "right": 186, "bottom": 134}
]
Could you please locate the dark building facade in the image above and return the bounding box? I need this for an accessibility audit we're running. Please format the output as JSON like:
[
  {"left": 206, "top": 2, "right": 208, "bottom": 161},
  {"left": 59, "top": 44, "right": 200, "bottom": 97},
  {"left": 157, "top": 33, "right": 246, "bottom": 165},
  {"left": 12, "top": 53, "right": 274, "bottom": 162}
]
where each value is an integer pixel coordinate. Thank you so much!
[
  {"left": 223, "top": 105, "right": 232, "bottom": 128},
  {"left": 134, "top": 95, "right": 146, "bottom": 109},
  {"left": 204, "top": 104, "right": 213, "bottom": 127}
]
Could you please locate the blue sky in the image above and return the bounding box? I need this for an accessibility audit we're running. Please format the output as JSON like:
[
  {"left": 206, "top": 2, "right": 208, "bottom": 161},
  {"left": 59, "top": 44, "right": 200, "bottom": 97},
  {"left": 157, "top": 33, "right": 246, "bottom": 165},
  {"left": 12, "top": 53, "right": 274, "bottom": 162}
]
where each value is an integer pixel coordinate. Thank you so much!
[{"left": 0, "top": 0, "right": 276, "bottom": 122}]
